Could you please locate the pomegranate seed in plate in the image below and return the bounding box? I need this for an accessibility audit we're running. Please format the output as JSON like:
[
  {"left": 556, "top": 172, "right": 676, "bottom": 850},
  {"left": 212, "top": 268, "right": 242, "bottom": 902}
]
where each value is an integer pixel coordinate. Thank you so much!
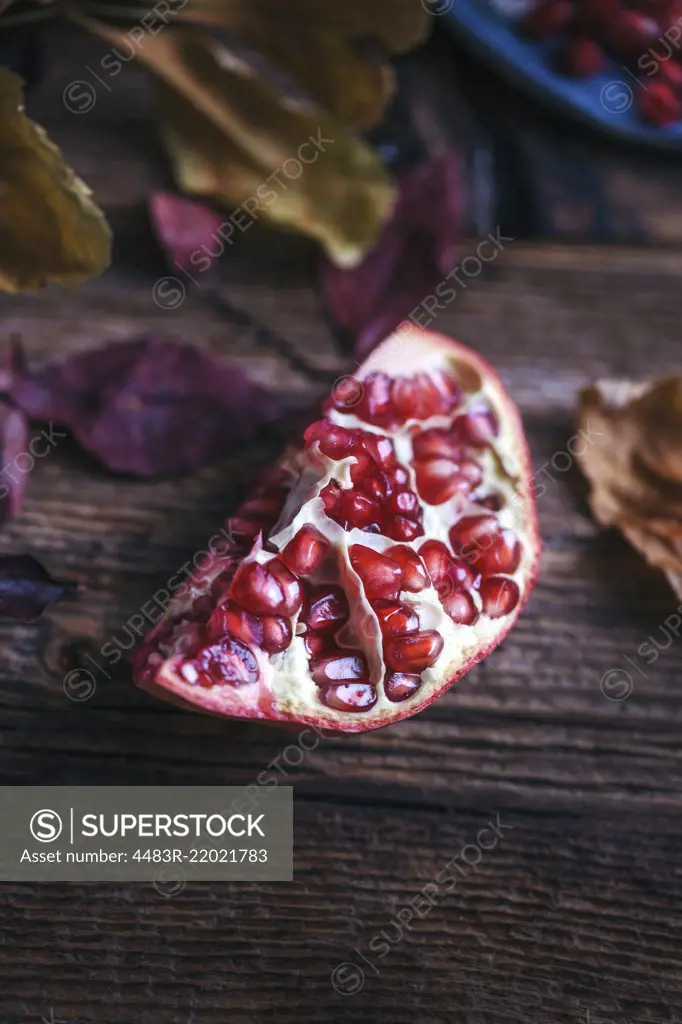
[
  {"left": 319, "top": 682, "right": 377, "bottom": 712},
  {"left": 281, "top": 525, "right": 329, "bottom": 576},
  {"left": 384, "top": 631, "right": 444, "bottom": 673},
  {"left": 479, "top": 577, "right": 520, "bottom": 618},
  {"left": 557, "top": 34, "right": 605, "bottom": 77},
  {"left": 384, "top": 672, "right": 422, "bottom": 702},
  {"left": 522, "top": 0, "right": 574, "bottom": 39},
  {"left": 636, "top": 79, "right": 681, "bottom": 127},
  {"left": 349, "top": 545, "right": 402, "bottom": 600}
]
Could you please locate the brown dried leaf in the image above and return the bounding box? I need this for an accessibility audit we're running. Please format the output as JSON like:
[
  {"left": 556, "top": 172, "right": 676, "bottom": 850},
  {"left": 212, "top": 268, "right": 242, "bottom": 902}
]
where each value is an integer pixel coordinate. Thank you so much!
[
  {"left": 184, "top": 0, "right": 430, "bottom": 129},
  {"left": 0, "top": 68, "right": 111, "bottom": 293},
  {"left": 578, "top": 376, "right": 682, "bottom": 598},
  {"left": 79, "top": 21, "right": 395, "bottom": 268}
]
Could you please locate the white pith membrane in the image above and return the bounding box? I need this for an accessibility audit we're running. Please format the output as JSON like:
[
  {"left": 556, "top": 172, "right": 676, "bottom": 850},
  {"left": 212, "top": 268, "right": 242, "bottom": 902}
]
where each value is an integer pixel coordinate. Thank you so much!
[{"left": 133, "top": 329, "right": 540, "bottom": 733}]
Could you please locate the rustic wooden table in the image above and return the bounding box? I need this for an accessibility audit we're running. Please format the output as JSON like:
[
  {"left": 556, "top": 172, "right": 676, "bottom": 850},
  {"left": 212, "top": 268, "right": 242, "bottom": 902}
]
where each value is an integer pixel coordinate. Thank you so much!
[{"left": 1, "top": 23, "right": 682, "bottom": 1024}]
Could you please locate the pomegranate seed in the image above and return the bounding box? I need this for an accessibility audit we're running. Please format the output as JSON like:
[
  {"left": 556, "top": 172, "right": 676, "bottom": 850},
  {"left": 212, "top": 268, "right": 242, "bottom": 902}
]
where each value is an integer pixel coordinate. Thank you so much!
[
  {"left": 389, "top": 466, "right": 410, "bottom": 488},
  {"left": 413, "top": 429, "right": 460, "bottom": 461},
  {"left": 320, "top": 481, "right": 341, "bottom": 513},
  {"left": 420, "top": 540, "right": 476, "bottom": 594},
  {"left": 211, "top": 602, "right": 264, "bottom": 646},
  {"left": 363, "top": 433, "right": 396, "bottom": 470},
  {"left": 522, "top": 0, "right": 574, "bottom": 39},
  {"left": 451, "top": 405, "right": 499, "bottom": 447},
  {"left": 312, "top": 651, "right": 369, "bottom": 683},
  {"left": 387, "top": 545, "right": 429, "bottom": 592},
  {"left": 339, "top": 490, "right": 380, "bottom": 528},
  {"left": 442, "top": 589, "right": 478, "bottom": 626},
  {"left": 479, "top": 577, "right": 520, "bottom": 618},
  {"left": 261, "top": 616, "right": 293, "bottom": 653},
  {"left": 384, "top": 631, "right": 444, "bottom": 673},
  {"left": 231, "top": 558, "right": 303, "bottom": 617},
  {"left": 449, "top": 516, "right": 521, "bottom": 576},
  {"left": 386, "top": 516, "right": 425, "bottom": 542},
  {"left": 430, "top": 369, "right": 463, "bottom": 413},
  {"left": 349, "top": 545, "right": 403, "bottom": 600},
  {"left": 350, "top": 451, "right": 375, "bottom": 483},
  {"left": 636, "top": 79, "right": 681, "bottom": 127},
  {"left": 305, "top": 585, "right": 350, "bottom": 633},
  {"left": 210, "top": 565, "right": 239, "bottom": 599},
  {"left": 604, "top": 11, "right": 659, "bottom": 57},
  {"left": 183, "top": 637, "right": 259, "bottom": 688},
  {"left": 304, "top": 632, "right": 336, "bottom": 659},
  {"left": 373, "top": 600, "right": 419, "bottom": 636},
  {"left": 330, "top": 376, "right": 364, "bottom": 412},
  {"left": 385, "top": 672, "right": 422, "bottom": 702},
  {"left": 415, "top": 457, "right": 478, "bottom": 505},
  {"left": 659, "top": 59, "right": 682, "bottom": 91},
  {"left": 281, "top": 525, "right": 329, "bottom": 576},
  {"left": 317, "top": 423, "right": 358, "bottom": 460},
  {"left": 319, "top": 682, "right": 377, "bottom": 712},
  {"left": 557, "top": 34, "right": 605, "bottom": 77},
  {"left": 387, "top": 490, "right": 421, "bottom": 518},
  {"left": 360, "top": 470, "right": 393, "bottom": 501},
  {"left": 392, "top": 373, "right": 446, "bottom": 422},
  {"left": 357, "top": 373, "right": 393, "bottom": 427}
]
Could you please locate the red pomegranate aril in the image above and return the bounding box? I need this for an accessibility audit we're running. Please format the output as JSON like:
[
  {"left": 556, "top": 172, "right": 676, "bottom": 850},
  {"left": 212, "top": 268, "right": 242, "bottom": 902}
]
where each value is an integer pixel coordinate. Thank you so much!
[
  {"left": 389, "top": 466, "right": 410, "bottom": 488},
  {"left": 442, "top": 589, "right": 478, "bottom": 626},
  {"left": 281, "top": 524, "right": 329, "bottom": 576},
  {"left": 304, "top": 631, "right": 335, "bottom": 659},
  {"left": 384, "top": 672, "right": 422, "bottom": 702},
  {"left": 213, "top": 602, "right": 264, "bottom": 646},
  {"left": 305, "top": 585, "right": 350, "bottom": 633},
  {"left": 225, "top": 516, "right": 261, "bottom": 547},
  {"left": 360, "top": 470, "right": 393, "bottom": 501},
  {"left": 449, "top": 515, "right": 521, "bottom": 576},
  {"left": 350, "top": 451, "right": 375, "bottom": 483},
  {"left": 339, "top": 490, "right": 380, "bottom": 528},
  {"left": 261, "top": 616, "right": 292, "bottom": 653},
  {"left": 412, "top": 429, "right": 460, "bottom": 461},
  {"left": 183, "top": 637, "right": 259, "bottom": 688},
  {"left": 557, "top": 35, "right": 605, "bottom": 77},
  {"left": 231, "top": 558, "right": 303, "bottom": 617},
  {"left": 415, "top": 458, "right": 470, "bottom": 505},
  {"left": 384, "top": 631, "right": 444, "bottom": 673},
  {"left": 320, "top": 480, "right": 341, "bottom": 513},
  {"left": 604, "top": 11, "right": 659, "bottom": 57},
  {"left": 330, "top": 376, "right": 364, "bottom": 411},
  {"left": 363, "top": 433, "right": 396, "bottom": 470},
  {"left": 373, "top": 600, "right": 419, "bottom": 636},
  {"left": 349, "top": 545, "right": 402, "bottom": 600},
  {"left": 387, "top": 490, "right": 421, "bottom": 517},
  {"left": 387, "top": 545, "right": 429, "bottom": 592},
  {"left": 386, "top": 516, "right": 425, "bottom": 542},
  {"left": 357, "top": 372, "right": 393, "bottom": 426},
  {"left": 312, "top": 651, "right": 369, "bottom": 683},
  {"left": 659, "top": 59, "right": 682, "bottom": 91},
  {"left": 451, "top": 405, "right": 499, "bottom": 447},
  {"left": 479, "top": 577, "right": 521, "bottom": 618},
  {"left": 391, "top": 372, "right": 446, "bottom": 422},
  {"left": 267, "top": 559, "right": 304, "bottom": 615},
  {"left": 636, "top": 79, "right": 681, "bottom": 127},
  {"left": 420, "top": 540, "right": 476, "bottom": 595},
  {"left": 307, "top": 421, "right": 357, "bottom": 460},
  {"left": 319, "top": 682, "right": 377, "bottom": 712}
]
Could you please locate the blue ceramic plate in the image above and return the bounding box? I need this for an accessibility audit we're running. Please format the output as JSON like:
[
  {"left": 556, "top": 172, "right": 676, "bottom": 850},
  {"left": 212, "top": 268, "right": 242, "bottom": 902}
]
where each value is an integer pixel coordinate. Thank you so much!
[{"left": 440, "top": 0, "right": 682, "bottom": 149}]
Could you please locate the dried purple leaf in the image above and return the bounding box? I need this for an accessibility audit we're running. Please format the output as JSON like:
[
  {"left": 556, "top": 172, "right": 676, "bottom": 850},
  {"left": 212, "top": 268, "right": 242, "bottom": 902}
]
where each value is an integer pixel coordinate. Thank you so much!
[
  {"left": 321, "top": 150, "right": 462, "bottom": 358},
  {"left": 11, "top": 336, "right": 283, "bottom": 478},
  {"left": 149, "top": 192, "right": 224, "bottom": 275},
  {"left": 0, "top": 554, "right": 76, "bottom": 621}
]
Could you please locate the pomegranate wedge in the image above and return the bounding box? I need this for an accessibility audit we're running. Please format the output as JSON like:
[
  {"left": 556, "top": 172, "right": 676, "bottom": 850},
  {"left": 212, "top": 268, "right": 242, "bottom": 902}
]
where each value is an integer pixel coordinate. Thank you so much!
[{"left": 133, "top": 328, "right": 540, "bottom": 733}]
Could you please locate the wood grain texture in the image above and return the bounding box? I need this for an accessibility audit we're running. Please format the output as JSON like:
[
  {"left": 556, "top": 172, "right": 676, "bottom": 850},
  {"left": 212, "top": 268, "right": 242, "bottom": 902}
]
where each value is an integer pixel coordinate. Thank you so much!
[{"left": 0, "top": 22, "right": 682, "bottom": 1024}]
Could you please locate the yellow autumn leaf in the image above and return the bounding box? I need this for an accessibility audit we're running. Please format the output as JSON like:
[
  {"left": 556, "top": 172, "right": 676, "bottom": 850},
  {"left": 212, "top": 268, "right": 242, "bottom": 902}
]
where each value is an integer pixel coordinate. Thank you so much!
[
  {"left": 183, "top": 0, "right": 430, "bottom": 128},
  {"left": 0, "top": 68, "right": 111, "bottom": 293},
  {"left": 80, "top": 21, "right": 396, "bottom": 267}
]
